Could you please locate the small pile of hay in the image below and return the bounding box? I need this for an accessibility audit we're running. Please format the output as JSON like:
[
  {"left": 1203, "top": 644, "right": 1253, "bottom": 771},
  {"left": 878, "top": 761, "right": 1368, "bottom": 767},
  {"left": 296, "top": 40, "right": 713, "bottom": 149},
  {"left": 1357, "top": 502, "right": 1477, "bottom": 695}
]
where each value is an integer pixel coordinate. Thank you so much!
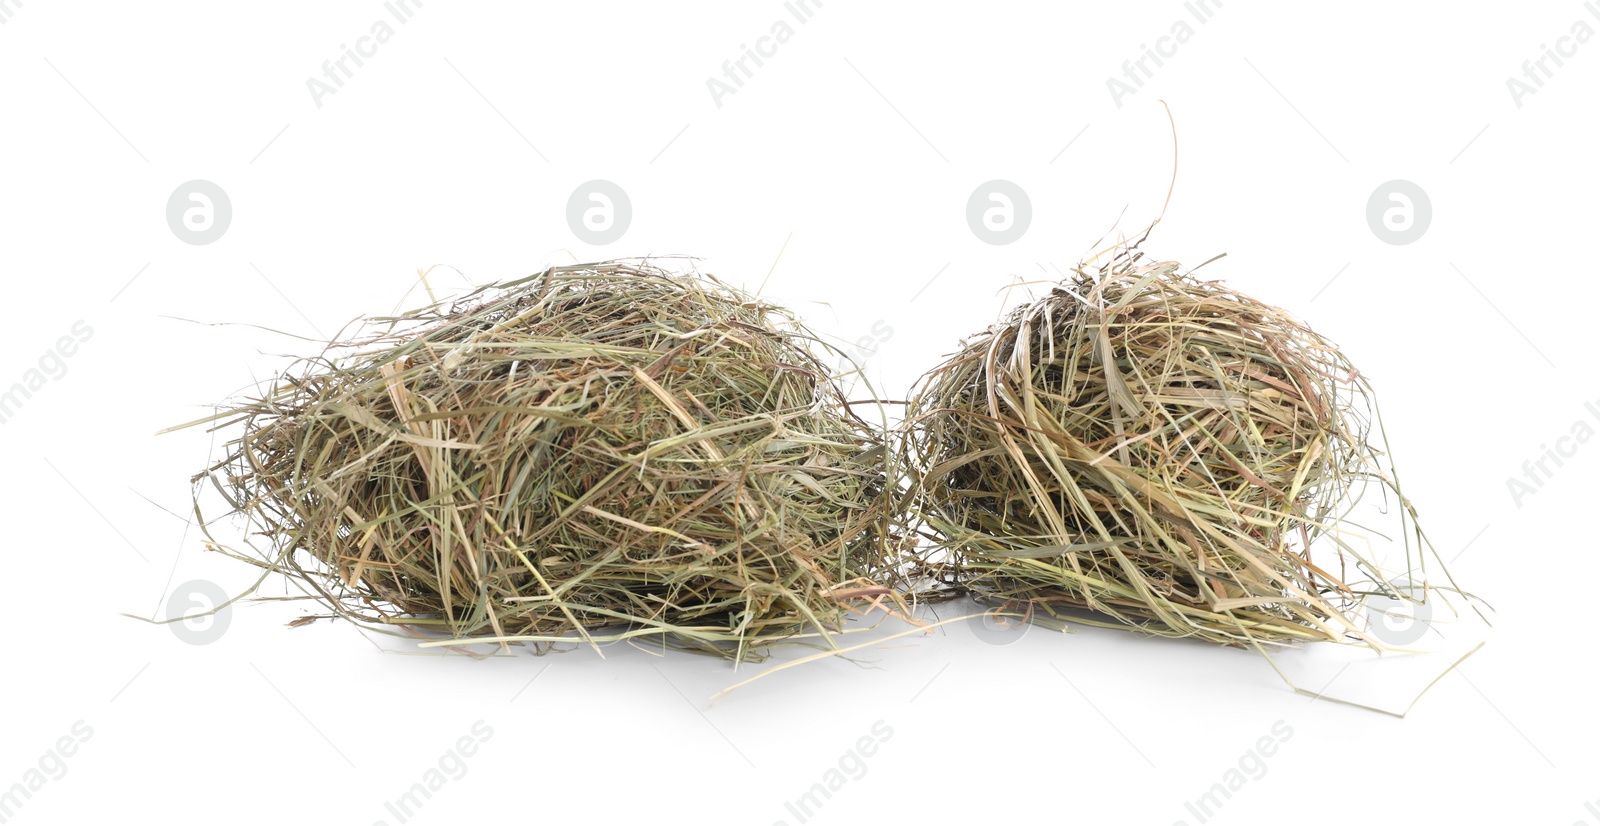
[
  {"left": 902, "top": 247, "right": 1458, "bottom": 647},
  {"left": 188, "top": 261, "right": 899, "bottom": 661}
]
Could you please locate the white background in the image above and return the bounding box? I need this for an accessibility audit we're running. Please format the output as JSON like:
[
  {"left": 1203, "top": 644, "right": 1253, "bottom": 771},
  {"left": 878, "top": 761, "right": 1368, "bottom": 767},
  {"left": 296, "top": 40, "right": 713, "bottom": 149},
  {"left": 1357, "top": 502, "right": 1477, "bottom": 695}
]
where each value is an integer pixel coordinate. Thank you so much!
[{"left": 2, "top": 1, "right": 1597, "bottom": 824}]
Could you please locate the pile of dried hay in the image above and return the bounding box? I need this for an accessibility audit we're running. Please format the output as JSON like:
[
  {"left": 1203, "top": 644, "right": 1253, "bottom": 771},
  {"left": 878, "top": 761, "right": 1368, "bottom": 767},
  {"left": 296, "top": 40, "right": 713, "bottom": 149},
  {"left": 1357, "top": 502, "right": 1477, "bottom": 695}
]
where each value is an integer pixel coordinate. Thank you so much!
[
  {"left": 901, "top": 246, "right": 1462, "bottom": 647},
  {"left": 187, "top": 261, "right": 901, "bottom": 661}
]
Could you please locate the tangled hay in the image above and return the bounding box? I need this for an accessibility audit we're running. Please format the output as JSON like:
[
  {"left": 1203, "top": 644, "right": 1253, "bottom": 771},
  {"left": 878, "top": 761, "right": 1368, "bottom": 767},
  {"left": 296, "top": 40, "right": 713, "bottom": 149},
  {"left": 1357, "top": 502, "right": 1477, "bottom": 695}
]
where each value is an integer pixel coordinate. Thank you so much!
[
  {"left": 187, "top": 261, "right": 901, "bottom": 661},
  {"left": 903, "top": 247, "right": 1460, "bottom": 647}
]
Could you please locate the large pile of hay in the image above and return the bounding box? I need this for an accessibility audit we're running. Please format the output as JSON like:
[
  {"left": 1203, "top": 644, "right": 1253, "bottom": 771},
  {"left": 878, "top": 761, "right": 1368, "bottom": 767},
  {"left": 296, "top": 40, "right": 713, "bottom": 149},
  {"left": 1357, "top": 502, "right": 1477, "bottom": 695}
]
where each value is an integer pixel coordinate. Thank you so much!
[{"left": 191, "top": 261, "right": 899, "bottom": 661}]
